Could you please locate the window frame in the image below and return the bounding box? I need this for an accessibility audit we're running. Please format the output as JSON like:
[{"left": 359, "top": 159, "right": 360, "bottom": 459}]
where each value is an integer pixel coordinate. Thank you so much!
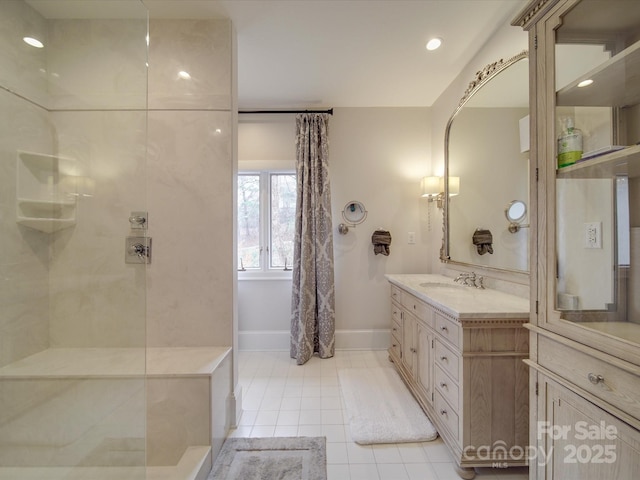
[{"left": 237, "top": 170, "right": 296, "bottom": 279}]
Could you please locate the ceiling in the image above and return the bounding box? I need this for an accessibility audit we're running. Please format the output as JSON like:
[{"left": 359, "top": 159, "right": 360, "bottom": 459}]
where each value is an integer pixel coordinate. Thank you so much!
[{"left": 27, "top": 0, "right": 528, "bottom": 108}]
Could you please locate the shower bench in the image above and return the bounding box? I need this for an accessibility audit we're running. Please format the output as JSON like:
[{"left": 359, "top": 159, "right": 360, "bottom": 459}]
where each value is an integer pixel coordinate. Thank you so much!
[{"left": 0, "top": 346, "right": 232, "bottom": 480}]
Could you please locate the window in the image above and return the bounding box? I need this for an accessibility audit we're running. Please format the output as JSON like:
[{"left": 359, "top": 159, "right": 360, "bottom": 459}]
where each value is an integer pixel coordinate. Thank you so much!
[{"left": 238, "top": 172, "right": 296, "bottom": 274}]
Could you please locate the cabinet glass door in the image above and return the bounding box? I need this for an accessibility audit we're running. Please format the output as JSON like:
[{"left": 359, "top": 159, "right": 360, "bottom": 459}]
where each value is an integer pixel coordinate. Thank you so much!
[{"left": 553, "top": 0, "right": 640, "bottom": 347}]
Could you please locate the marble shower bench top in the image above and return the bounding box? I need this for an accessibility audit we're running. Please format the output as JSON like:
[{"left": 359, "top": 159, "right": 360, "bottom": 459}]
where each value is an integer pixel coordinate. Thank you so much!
[{"left": 0, "top": 346, "right": 231, "bottom": 378}]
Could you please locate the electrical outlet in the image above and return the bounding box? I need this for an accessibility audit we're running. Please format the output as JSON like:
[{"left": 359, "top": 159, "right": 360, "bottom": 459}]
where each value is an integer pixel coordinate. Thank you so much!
[
  {"left": 584, "top": 222, "right": 602, "bottom": 249},
  {"left": 408, "top": 232, "right": 416, "bottom": 244}
]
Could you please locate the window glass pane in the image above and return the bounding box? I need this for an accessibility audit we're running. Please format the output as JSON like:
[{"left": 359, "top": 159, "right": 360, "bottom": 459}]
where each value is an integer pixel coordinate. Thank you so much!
[
  {"left": 270, "top": 174, "right": 296, "bottom": 268},
  {"left": 238, "top": 175, "right": 260, "bottom": 269}
]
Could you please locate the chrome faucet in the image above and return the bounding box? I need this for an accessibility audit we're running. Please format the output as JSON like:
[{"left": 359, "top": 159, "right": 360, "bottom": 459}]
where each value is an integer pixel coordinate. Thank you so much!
[{"left": 454, "top": 272, "right": 484, "bottom": 289}]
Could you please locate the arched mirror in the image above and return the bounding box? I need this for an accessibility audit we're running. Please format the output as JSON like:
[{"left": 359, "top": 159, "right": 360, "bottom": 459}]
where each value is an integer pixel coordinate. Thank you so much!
[{"left": 442, "top": 50, "right": 530, "bottom": 274}]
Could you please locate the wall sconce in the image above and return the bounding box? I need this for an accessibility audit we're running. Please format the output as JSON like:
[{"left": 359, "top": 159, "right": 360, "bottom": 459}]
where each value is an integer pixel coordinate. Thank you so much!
[{"left": 421, "top": 176, "right": 460, "bottom": 208}]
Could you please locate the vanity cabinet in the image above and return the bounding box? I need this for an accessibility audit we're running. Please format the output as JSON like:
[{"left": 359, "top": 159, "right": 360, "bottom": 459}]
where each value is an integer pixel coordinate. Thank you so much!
[
  {"left": 387, "top": 277, "right": 529, "bottom": 479},
  {"left": 513, "top": 1, "right": 640, "bottom": 478},
  {"left": 390, "top": 285, "right": 434, "bottom": 407}
]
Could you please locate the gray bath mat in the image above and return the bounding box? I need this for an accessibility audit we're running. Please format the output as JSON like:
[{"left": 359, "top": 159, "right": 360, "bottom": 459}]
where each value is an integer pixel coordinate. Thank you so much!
[{"left": 209, "top": 436, "right": 326, "bottom": 480}]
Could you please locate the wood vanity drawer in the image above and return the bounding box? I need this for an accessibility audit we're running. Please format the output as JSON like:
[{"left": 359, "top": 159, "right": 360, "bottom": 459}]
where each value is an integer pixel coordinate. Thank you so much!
[
  {"left": 435, "top": 364, "right": 459, "bottom": 410},
  {"left": 390, "top": 285, "right": 402, "bottom": 303},
  {"left": 434, "top": 312, "right": 459, "bottom": 348},
  {"left": 435, "top": 391, "right": 460, "bottom": 442},
  {"left": 391, "top": 302, "right": 402, "bottom": 328},
  {"left": 401, "top": 291, "right": 429, "bottom": 323},
  {"left": 391, "top": 318, "right": 401, "bottom": 344},
  {"left": 539, "top": 335, "right": 640, "bottom": 421},
  {"left": 389, "top": 338, "right": 401, "bottom": 360},
  {"left": 435, "top": 339, "right": 459, "bottom": 382}
]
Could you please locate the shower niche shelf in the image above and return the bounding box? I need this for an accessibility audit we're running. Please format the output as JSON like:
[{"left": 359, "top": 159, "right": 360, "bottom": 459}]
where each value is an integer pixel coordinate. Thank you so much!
[{"left": 16, "top": 150, "right": 77, "bottom": 233}]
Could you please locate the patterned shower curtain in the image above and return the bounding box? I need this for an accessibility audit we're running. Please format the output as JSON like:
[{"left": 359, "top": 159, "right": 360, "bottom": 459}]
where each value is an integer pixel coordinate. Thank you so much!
[{"left": 290, "top": 113, "right": 336, "bottom": 365}]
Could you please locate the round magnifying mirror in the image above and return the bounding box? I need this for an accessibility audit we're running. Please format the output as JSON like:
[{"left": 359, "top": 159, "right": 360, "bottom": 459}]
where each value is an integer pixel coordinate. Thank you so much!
[
  {"left": 505, "top": 200, "right": 528, "bottom": 233},
  {"left": 342, "top": 201, "right": 367, "bottom": 225},
  {"left": 505, "top": 200, "right": 527, "bottom": 223}
]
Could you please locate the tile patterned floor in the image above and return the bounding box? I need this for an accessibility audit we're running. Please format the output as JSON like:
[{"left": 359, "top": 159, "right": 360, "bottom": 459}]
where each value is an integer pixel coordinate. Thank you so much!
[{"left": 231, "top": 350, "right": 529, "bottom": 480}]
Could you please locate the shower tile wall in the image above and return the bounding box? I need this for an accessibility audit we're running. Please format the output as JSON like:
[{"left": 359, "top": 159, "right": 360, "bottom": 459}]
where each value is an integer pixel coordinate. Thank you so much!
[
  {"left": 0, "top": 88, "right": 52, "bottom": 367},
  {"left": 0, "top": 0, "right": 53, "bottom": 368},
  {"left": 40, "top": 17, "right": 234, "bottom": 349},
  {"left": 148, "top": 19, "right": 232, "bottom": 111},
  {"left": 146, "top": 19, "right": 234, "bottom": 348},
  {"left": 0, "top": 1, "right": 49, "bottom": 108},
  {"left": 43, "top": 17, "right": 149, "bottom": 348},
  {"left": 49, "top": 110, "right": 147, "bottom": 348},
  {"left": 46, "top": 19, "right": 147, "bottom": 110}
]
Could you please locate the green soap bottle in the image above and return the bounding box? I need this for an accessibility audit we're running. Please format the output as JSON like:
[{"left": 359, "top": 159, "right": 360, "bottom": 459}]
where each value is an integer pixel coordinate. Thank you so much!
[{"left": 557, "top": 117, "right": 583, "bottom": 168}]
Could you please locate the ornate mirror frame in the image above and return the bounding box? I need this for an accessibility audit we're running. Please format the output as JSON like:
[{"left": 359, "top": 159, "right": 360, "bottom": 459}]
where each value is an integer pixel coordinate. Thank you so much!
[{"left": 441, "top": 50, "right": 529, "bottom": 273}]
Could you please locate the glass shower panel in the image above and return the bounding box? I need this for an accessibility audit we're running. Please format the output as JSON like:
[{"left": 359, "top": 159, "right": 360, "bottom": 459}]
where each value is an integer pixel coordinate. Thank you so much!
[{"left": 0, "top": 1, "right": 148, "bottom": 478}]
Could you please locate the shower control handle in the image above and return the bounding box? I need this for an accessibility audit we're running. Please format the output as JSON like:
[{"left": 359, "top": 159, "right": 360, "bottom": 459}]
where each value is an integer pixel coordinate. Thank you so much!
[
  {"left": 129, "top": 211, "right": 148, "bottom": 230},
  {"left": 125, "top": 236, "right": 152, "bottom": 264},
  {"left": 129, "top": 243, "right": 147, "bottom": 260}
]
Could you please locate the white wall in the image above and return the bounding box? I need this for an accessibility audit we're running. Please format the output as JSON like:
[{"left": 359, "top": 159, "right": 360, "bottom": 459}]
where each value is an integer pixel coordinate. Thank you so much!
[{"left": 238, "top": 107, "right": 432, "bottom": 350}]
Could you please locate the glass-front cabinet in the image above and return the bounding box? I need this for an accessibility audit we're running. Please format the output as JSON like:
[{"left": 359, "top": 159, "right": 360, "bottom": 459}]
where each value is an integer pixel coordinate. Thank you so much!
[
  {"left": 515, "top": 1, "right": 640, "bottom": 479},
  {"left": 551, "top": 0, "right": 640, "bottom": 364},
  {"left": 518, "top": 0, "right": 640, "bottom": 363}
]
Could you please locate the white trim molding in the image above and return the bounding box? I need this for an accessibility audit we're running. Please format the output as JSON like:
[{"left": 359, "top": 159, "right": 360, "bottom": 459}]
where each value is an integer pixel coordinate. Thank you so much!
[{"left": 238, "top": 329, "right": 390, "bottom": 351}]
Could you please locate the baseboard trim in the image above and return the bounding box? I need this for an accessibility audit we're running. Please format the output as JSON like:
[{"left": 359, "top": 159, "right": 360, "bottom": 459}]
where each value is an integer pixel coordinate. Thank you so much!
[{"left": 238, "top": 329, "right": 390, "bottom": 351}]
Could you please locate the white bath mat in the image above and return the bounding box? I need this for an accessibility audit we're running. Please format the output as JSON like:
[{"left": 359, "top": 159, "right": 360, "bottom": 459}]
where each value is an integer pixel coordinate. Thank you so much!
[{"left": 338, "top": 366, "right": 438, "bottom": 444}]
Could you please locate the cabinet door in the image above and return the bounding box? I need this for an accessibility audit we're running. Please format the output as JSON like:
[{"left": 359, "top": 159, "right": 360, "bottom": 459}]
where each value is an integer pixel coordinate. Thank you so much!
[
  {"left": 416, "top": 321, "right": 434, "bottom": 405},
  {"left": 537, "top": 375, "right": 640, "bottom": 480},
  {"left": 401, "top": 312, "right": 417, "bottom": 376},
  {"left": 538, "top": 0, "right": 640, "bottom": 365}
]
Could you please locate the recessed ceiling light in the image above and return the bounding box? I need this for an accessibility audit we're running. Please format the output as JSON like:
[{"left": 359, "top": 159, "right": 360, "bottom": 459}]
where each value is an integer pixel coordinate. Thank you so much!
[
  {"left": 426, "top": 37, "right": 442, "bottom": 51},
  {"left": 577, "top": 79, "right": 593, "bottom": 88},
  {"left": 23, "top": 36, "right": 44, "bottom": 48},
  {"left": 178, "top": 70, "right": 191, "bottom": 80}
]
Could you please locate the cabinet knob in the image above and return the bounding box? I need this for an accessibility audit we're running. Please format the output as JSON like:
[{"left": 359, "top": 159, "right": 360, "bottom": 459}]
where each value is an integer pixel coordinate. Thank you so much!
[
  {"left": 410, "top": 347, "right": 417, "bottom": 353},
  {"left": 440, "top": 325, "right": 448, "bottom": 332},
  {"left": 440, "top": 356, "right": 447, "bottom": 361},
  {"left": 440, "top": 382, "right": 447, "bottom": 388},
  {"left": 587, "top": 372, "right": 605, "bottom": 385},
  {"left": 440, "top": 409, "right": 447, "bottom": 415},
  {"left": 392, "top": 344, "right": 397, "bottom": 348},
  {"left": 392, "top": 327, "right": 397, "bottom": 331}
]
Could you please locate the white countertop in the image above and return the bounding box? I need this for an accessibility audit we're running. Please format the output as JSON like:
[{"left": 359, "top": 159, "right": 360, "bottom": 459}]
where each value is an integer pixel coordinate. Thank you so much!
[{"left": 385, "top": 274, "right": 530, "bottom": 319}]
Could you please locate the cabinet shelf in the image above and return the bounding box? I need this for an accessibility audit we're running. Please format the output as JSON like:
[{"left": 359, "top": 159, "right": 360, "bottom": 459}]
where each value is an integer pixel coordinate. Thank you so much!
[
  {"left": 556, "top": 143, "right": 640, "bottom": 178},
  {"left": 556, "top": 40, "right": 640, "bottom": 107}
]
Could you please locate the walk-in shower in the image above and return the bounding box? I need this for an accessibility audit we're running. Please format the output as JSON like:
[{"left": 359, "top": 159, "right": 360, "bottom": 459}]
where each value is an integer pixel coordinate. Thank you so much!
[{"left": 0, "top": 1, "right": 233, "bottom": 478}]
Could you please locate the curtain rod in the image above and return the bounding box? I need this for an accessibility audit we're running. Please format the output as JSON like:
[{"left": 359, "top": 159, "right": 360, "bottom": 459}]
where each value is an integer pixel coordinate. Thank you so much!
[{"left": 238, "top": 108, "right": 333, "bottom": 115}]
